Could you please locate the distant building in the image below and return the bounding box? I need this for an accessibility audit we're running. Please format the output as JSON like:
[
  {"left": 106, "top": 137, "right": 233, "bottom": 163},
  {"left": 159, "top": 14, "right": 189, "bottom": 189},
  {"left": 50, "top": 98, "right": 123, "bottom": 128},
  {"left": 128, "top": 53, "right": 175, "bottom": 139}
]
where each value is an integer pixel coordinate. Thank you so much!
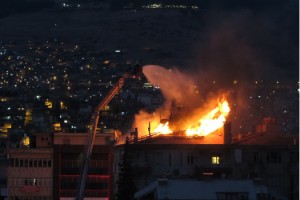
[{"left": 7, "top": 146, "right": 53, "bottom": 200}]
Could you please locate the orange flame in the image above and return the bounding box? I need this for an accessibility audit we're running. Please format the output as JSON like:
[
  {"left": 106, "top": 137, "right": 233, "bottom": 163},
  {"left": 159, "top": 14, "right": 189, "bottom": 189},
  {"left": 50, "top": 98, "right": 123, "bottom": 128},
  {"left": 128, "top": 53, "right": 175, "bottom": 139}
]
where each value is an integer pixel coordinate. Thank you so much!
[
  {"left": 153, "top": 122, "right": 173, "bottom": 135},
  {"left": 151, "top": 99, "right": 230, "bottom": 137},
  {"left": 185, "top": 99, "right": 230, "bottom": 137}
]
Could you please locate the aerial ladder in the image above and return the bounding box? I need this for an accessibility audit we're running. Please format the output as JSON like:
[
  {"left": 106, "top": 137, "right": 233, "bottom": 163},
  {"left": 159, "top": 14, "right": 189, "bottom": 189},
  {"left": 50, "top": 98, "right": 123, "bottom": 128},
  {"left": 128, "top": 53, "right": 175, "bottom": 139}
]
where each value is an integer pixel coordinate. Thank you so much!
[{"left": 75, "top": 65, "right": 142, "bottom": 200}]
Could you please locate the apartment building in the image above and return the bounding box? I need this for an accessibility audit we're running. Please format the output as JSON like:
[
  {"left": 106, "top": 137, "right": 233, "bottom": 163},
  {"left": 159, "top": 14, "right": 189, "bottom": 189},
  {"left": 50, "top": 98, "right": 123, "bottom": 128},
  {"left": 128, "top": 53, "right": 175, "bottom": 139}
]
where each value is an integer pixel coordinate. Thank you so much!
[
  {"left": 114, "top": 131, "right": 299, "bottom": 200},
  {"left": 53, "top": 132, "right": 114, "bottom": 200},
  {"left": 7, "top": 137, "right": 53, "bottom": 200}
]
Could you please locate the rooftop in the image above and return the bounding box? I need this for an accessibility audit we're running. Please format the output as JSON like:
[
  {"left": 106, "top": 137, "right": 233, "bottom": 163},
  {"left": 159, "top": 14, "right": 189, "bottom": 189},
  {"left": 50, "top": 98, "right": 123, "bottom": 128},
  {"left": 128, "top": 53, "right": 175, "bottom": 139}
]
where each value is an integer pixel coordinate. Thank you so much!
[
  {"left": 121, "top": 131, "right": 299, "bottom": 146},
  {"left": 134, "top": 179, "right": 282, "bottom": 200},
  {"left": 233, "top": 132, "right": 299, "bottom": 146}
]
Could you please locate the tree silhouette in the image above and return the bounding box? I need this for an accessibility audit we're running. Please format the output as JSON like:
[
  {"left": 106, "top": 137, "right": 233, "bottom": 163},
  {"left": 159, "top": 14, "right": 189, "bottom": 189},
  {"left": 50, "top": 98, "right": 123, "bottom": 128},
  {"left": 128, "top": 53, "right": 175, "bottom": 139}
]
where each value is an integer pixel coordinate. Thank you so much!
[{"left": 116, "top": 137, "right": 136, "bottom": 200}]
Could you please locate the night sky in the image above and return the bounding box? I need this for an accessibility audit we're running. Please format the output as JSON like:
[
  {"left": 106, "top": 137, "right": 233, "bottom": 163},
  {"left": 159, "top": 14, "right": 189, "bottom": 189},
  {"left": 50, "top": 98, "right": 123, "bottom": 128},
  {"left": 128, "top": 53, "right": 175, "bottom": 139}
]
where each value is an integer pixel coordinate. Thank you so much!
[{"left": 0, "top": 0, "right": 298, "bottom": 83}]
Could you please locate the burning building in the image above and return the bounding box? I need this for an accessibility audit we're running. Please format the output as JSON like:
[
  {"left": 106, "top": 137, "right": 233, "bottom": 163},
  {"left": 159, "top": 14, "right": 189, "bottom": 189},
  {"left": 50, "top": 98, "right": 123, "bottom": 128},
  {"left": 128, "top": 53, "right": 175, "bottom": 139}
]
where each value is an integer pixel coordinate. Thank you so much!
[
  {"left": 130, "top": 65, "right": 232, "bottom": 144},
  {"left": 113, "top": 125, "right": 298, "bottom": 200},
  {"left": 113, "top": 65, "right": 298, "bottom": 200}
]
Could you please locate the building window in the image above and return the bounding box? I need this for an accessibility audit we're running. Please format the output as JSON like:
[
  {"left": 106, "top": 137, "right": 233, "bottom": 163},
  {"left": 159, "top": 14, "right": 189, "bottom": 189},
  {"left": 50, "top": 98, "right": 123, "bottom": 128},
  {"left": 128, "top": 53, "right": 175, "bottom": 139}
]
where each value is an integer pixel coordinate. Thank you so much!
[
  {"left": 43, "top": 160, "right": 47, "bottom": 167},
  {"left": 289, "top": 152, "right": 298, "bottom": 164},
  {"left": 179, "top": 152, "right": 183, "bottom": 166},
  {"left": 154, "top": 152, "right": 163, "bottom": 165},
  {"left": 253, "top": 152, "right": 262, "bottom": 163},
  {"left": 24, "top": 159, "right": 28, "bottom": 167},
  {"left": 267, "top": 175, "right": 281, "bottom": 187},
  {"left": 34, "top": 160, "right": 37, "bottom": 167},
  {"left": 29, "top": 159, "right": 33, "bottom": 167},
  {"left": 20, "top": 159, "right": 24, "bottom": 167},
  {"left": 266, "top": 152, "right": 281, "bottom": 164},
  {"left": 187, "top": 153, "right": 196, "bottom": 165},
  {"left": 144, "top": 152, "right": 148, "bottom": 163},
  {"left": 48, "top": 160, "right": 52, "bottom": 167},
  {"left": 168, "top": 153, "right": 172, "bottom": 166},
  {"left": 38, "top": 160, "right": 43, "bottom": 167},
  {"left": 212, "top": 156, "right": 220, "bottom": 165}
]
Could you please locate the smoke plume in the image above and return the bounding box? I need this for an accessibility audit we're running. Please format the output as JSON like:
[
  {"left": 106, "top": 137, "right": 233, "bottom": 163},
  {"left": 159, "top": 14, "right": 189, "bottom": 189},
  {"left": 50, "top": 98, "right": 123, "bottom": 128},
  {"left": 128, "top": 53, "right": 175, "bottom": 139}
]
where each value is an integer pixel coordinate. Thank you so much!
[{"left": 133, "top": 65, "right": 230, "bottom": 136}]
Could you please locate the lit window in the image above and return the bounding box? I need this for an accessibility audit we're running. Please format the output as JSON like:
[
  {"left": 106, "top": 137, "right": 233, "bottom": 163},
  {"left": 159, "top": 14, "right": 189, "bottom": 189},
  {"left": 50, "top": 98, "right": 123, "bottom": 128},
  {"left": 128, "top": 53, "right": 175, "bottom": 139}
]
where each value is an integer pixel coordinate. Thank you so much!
[{"left": 212, "top": 156, "right": 220, "bottom": 164}]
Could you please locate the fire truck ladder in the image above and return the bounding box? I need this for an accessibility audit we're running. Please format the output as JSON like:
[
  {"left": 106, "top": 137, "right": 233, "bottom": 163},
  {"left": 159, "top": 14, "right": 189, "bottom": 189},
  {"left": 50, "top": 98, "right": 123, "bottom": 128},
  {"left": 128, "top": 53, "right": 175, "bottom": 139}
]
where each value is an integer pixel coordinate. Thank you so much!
[{"left": 75, "top": 74, "right": 128, "bottom": 200}]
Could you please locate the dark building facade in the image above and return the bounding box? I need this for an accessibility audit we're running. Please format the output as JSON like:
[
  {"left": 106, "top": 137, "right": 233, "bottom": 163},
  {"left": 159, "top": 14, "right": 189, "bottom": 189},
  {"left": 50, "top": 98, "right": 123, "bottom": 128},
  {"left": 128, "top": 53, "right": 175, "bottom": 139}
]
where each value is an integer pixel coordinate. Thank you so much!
[
  {"left": 113, "top": 132, "right": 299, "bottom": 200},
  {"left": 53, "top": 133, "right": 114, "bottom": 200}
]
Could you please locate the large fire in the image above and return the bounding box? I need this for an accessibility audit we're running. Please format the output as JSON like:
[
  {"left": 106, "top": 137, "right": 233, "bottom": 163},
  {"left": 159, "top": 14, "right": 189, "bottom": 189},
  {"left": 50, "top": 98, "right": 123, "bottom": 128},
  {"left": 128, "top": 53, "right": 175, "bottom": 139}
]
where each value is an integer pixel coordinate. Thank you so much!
[
  {"left": 132, "top": 65, "right": 232, "bottom": 140},
  {"left": 185, "top": 99, "right": 230, "bottom": 137},
  {"left": 153, "top": 122, "right": 173, "bottom": 135},
  {"left": 152, "top": 99, "right": 230, "bottom": 137}
]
